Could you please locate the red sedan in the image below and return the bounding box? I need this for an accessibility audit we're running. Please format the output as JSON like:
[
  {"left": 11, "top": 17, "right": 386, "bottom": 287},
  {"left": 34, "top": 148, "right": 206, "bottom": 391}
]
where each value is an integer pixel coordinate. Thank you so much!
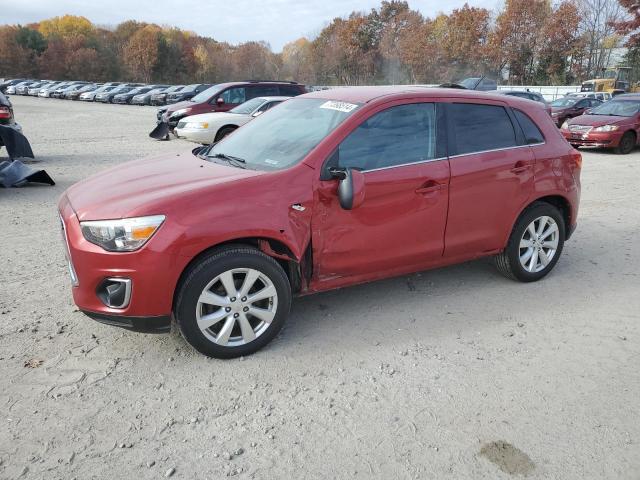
[
  {"left": 561, "top": 95, "right": 640, "bottom": 154},
  {"left": 60, "top": 88, "right": 581, "bottom": 358}
]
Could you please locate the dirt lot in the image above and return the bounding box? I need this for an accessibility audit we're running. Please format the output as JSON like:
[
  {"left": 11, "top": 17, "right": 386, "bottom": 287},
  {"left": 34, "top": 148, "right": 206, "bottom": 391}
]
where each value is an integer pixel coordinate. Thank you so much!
[{"left": 1, "top": 96, "right": 639, "bottom": 480}]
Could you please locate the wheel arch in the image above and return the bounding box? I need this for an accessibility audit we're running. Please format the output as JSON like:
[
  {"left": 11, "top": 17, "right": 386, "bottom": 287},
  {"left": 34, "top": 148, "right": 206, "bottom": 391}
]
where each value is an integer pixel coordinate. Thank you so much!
[
  {"left": 172, "top": 236, "right": 311, "bottom": 311},
  {"left": 507, "top": 194, "right": 573, "bottom": 246},
  {"left": 214, "top": 124, "right": 239, "bottom": 141}
]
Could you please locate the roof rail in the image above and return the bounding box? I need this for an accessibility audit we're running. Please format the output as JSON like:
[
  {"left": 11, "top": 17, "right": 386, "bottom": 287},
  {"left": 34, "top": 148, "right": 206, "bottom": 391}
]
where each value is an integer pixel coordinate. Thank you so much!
[{"left": 243, "top": 80, "right": 299, "bottom": 84}]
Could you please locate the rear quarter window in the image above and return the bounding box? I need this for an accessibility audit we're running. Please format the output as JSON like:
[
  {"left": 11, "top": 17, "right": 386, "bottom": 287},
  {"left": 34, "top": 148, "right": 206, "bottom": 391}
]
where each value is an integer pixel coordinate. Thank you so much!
[
  {"left": 514, "top": 109, "right": 545, "bottom": 144},
  {"left": 450, "top": 103, "right": 517, "bottom": 155}
]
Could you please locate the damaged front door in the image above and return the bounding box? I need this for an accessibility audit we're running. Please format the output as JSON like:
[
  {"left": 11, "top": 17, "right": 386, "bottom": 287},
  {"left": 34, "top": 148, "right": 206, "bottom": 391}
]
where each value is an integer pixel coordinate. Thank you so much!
[{"left": 312, "top": 101, "right": 450, "bottom": 282}]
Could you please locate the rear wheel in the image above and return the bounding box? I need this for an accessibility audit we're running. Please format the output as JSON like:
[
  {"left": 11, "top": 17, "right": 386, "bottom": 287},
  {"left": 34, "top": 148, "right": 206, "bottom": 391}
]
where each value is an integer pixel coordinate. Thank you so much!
[
  {"left": 175, "top": 246, "right": 291, "bottom": 358},
  {"left": 495, "top": 202, "right": 565, "bottom": 282},
  {"left": 614, "top": 131, "right": 636, "bottom": 155}
]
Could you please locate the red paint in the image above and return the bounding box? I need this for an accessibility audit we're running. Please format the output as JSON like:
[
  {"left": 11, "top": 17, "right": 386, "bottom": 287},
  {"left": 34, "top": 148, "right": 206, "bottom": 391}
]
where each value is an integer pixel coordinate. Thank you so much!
[
  {"left": 60, "top": 87, "right": 581, "bottom": 321},
  {"left": 560, "top": 112, "right": 640, "bottom": 149}
]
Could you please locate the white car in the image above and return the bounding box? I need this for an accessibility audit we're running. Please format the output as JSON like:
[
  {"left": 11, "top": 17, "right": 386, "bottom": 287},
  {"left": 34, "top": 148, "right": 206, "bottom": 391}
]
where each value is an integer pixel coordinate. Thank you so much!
[{"left": 175, "top": 96, "right": 291, "bottom": 144}]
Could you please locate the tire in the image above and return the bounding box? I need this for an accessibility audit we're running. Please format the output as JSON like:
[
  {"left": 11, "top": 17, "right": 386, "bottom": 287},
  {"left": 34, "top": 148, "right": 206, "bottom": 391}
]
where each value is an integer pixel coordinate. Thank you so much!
[
  {"left": 175, "top": 246, "right": 292, "bottom": 358},
  {"left": 495, "top": 202, "right": 565, "bottom": 282},
  {"left": 215, "top": 126, "right": 236, "bottom": 142},
  {"left": 614, "top": 131, "right": 636, "bottom": 155}
]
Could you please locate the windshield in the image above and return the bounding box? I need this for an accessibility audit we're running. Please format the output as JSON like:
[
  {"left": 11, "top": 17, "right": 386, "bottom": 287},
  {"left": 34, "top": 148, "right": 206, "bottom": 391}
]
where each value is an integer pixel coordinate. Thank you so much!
[
  {"left": 191, "top": 84, "right": 223, "bottom": 103},
  {"left": 208, "top": 98, "right": 359, "bottom": 171},
  {"left": 459, "top": 78, "right": 480, "bottom": 88},
  {"left": 179, "top": 84, "right": 200, "bottom": 93},
  {"left": 230, "top": 98, "right": 266, "bottom": 115},
  {"left": 165, "top": 85, "right": 183, "bottom": 93},
  {"left": 590, "top": 100, "right": 640, "bottom": 117},
  {"left": 551, "top": 97, "right": 578, "bottom": 107}
]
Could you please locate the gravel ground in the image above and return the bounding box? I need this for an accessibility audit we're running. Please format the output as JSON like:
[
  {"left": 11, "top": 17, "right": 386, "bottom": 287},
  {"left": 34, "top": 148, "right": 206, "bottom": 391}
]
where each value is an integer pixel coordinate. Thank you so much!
[{"left": 1, "top": 96, "right": 639, "bottom": 480}]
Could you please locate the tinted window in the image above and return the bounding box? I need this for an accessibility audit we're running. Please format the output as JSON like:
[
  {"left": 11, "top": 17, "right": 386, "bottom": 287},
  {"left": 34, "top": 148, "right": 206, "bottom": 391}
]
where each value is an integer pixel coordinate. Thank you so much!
[
  {"left": 514, "top": 109, "right": 544, "bottom": 145},
  {"left": 221, "top": 87, "right": 246, "bottom": 104},
  {"left": 575, "top": 99, "right": 589, "bottom": 108},
  {"left": 250, "top": 86, "right": 279, "bottom": 97},
  {"left": 450, "top": 103, "right": 516, "bottom": 155},
  {"left": 338, "top": 103, "right": 437, "bottom": 171},
  {"left": 279, "top": 85, "right": 303, "bottom": 96}
]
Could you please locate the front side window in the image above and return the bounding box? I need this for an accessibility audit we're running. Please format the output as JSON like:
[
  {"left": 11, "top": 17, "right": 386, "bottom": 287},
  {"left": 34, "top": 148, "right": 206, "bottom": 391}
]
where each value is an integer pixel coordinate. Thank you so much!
[
  {"left": 337, "top": 103, "right": 437, "bottom": 171},
  {"left": 220, "top": 87, "right": 246, "bottom": 105},
  {"left": 450, "top": 103, "right": 516, "bottom": 155},
  {"left": 208, "top": 98, "right": 358, "bottom": 170}
]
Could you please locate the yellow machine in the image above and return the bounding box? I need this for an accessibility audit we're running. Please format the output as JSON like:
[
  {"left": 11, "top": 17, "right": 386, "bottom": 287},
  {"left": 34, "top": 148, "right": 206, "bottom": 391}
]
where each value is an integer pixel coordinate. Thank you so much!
[{"left": 580, "top": 67, "right": 640, "bottom": 95}]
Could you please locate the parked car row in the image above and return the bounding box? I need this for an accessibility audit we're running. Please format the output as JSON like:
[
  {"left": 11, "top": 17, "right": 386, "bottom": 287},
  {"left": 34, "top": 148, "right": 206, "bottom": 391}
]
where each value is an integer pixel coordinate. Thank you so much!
[{"left": 0, "top": 78, "right": 218, "bottom": 106}]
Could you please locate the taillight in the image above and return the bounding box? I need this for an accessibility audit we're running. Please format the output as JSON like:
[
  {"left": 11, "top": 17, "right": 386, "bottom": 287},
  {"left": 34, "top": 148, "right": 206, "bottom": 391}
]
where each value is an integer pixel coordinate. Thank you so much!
[
  {"left": 0, "top": 106, "right": 11, "bottom": 119},
  {"left": 568, "top": 150, "right": 582, "bottom": 174}
]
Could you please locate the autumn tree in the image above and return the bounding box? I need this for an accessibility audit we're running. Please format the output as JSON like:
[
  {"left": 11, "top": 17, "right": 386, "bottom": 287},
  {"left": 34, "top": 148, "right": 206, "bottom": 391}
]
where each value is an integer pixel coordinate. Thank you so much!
[
  {"left": 123, "top": 25, "right": 160, "bottom": 82},
  {"left": 536, "top": 1, "right": 583, "bottom": 84},
  {"left": 489, "top": 0, "right": 551, "bottom": 84}
]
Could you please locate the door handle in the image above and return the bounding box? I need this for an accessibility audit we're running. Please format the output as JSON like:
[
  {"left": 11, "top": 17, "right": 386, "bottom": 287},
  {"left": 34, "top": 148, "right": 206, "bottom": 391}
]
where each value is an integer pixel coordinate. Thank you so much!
[
  {"left": 415, "top": 180, "right": 443, "bottom": 194},
  {"left": 510, "top": 161, "right": 533, "bottom": 174}
]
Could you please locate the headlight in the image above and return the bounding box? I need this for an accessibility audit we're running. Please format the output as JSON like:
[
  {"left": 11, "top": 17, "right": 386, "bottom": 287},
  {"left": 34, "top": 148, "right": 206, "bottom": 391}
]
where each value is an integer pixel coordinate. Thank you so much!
[
  {"left": 561, "top": 121, "right": 569, "bottom": 130},
  {"left": 80, "top": 215, "right": 165, "bottom": 252},
  {"left": 184, "top": 122, "right": 209, "bottom": 129},
  {"left": 170, "top": 109, "right": 188, "bottom": 118},
  {"left": 592, "top": 125, "right": 619, "bottom": 132}
]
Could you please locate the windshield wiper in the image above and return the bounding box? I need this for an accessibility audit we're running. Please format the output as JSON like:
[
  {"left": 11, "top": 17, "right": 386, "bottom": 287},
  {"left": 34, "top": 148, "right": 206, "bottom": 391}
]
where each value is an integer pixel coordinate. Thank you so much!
[{"left": 211, "top": 152, "right": 247, "bottom": 168}]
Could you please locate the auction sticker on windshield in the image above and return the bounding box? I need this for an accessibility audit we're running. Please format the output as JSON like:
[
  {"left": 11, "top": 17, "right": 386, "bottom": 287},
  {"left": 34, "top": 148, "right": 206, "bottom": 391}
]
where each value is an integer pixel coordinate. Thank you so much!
[{"left": 320, "top": 101, "right": 359, "bottom": 113}]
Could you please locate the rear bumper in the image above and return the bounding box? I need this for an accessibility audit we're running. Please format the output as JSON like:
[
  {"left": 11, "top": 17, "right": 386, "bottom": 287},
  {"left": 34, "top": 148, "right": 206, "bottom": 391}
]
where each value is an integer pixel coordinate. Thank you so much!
[{"left": 82, "top": 310, "right": 171, "bottom": 333}]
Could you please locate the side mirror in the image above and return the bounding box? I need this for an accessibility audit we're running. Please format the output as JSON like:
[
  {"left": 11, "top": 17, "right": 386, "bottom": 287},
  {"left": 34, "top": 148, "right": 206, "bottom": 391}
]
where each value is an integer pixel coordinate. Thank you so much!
[
  {"left": 252, "top": 110, "right": 264, "bottom": 117},
  {"left": 330, "top": 167, "right": 365, "bottom": 210},
  {"left": 216, "top": 97, "right": 224, "bottom": 105},
  {"left": 585, "top": 109, "right": 593, "bottom": 114}
]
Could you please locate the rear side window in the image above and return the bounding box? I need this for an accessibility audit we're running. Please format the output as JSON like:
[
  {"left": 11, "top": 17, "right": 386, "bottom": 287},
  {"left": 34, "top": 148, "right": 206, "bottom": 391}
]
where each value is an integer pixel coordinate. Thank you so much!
[
  {"left": 279, "top": 85, "right": 304, "bottom": 96},
  {"left": 250, "top": 85, "right": 279, "bottom": 97},
  {"left": 338, "top": 103, "right": 437, "bottom": 171},
  {"left": 450, "top": 103, "right": 516, "bottom": 155},
  {"left": 514, "top": 109, "right": 544, "bottom": 145}
]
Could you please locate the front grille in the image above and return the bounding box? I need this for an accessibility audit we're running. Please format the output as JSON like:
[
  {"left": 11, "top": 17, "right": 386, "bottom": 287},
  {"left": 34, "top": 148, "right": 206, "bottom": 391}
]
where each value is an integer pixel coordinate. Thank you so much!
[{"left": 568, "top": 125, "right": 592, "bottom": 134}]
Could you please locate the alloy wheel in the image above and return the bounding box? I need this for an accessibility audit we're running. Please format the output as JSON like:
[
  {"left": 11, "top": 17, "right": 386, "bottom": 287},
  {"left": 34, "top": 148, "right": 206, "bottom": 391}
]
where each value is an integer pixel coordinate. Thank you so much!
[
  {"left": 195, "top": 268, "right": 278, "bottom": 347},
  {"left": 518, "top": 216, "right": 559, "bottom": 273}
]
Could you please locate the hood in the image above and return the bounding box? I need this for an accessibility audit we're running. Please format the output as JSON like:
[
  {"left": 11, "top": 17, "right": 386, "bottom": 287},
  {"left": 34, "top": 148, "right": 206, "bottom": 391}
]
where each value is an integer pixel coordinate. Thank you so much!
[
  {"left": 165, "top": 99, "right": 196, "bottom": 113},
  {"left": 567, "top": 114, "right": 632, "bottom": 127},
  {"left": 65, "top": 145, "right": 265, "bottom": 221}
]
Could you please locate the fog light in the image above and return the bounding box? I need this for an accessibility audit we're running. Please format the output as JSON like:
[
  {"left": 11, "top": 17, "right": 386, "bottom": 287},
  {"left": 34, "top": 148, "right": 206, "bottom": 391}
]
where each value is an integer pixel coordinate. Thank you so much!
[{"left": 96, "top": 278, "right": 132, "bottom": 309}]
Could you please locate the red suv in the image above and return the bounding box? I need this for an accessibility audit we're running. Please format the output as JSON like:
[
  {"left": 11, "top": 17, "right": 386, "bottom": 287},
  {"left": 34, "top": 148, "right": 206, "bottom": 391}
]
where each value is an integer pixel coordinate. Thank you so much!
[
  {"left": 150, "top": 80, "right": 306, "bottom": 139},
  {"left": 60, "top": 87, "right": 581, "bottom": 358}
]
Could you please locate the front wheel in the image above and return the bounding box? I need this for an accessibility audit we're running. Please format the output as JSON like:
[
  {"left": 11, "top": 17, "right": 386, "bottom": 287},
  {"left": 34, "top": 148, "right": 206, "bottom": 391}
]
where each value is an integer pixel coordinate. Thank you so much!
[
  {"left": 175, "top": 246, "right": 292, "bottom": 358},
  {"left": 215, "top": 126, "right": 236, "bottom": 142},
  {"left": 614, "top": 131, "right": 636, "bottom": 155},
  {"left": 495, "top": 202, "right": 565, "bottom": 282}
]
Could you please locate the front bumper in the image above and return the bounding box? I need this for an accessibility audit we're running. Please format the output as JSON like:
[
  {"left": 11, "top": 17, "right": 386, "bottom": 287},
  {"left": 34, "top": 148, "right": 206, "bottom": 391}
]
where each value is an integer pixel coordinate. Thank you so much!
[
  {"left": 82, "top": 310, "right": 171, "bottom": 333},
  {"left": 561, "top": 129, "right": 623, "bottom": 148},
  {"left": 58, "top": 195, "right": 186, "bottom": 329},
  {"left": 174, "top": 127, "right": 214, "bottom": 144}
]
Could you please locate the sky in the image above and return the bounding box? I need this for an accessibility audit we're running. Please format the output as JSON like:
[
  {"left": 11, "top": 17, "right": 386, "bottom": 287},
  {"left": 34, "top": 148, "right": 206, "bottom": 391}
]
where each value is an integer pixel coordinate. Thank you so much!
[{"left": 1, "top": 0, "right": 501, "bottom": 51}]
